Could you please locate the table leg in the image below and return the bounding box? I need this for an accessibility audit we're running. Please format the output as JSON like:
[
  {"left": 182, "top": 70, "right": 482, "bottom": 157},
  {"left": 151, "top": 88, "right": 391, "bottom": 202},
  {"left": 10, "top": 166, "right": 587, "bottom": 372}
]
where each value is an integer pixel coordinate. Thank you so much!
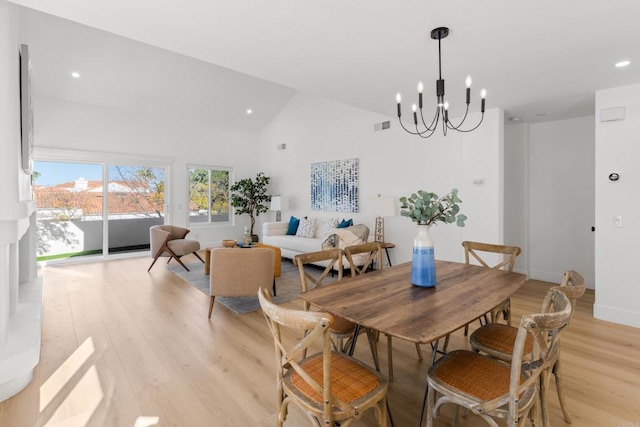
[{"left": 384, "top": 248, "right": 392, "bottom": 267}]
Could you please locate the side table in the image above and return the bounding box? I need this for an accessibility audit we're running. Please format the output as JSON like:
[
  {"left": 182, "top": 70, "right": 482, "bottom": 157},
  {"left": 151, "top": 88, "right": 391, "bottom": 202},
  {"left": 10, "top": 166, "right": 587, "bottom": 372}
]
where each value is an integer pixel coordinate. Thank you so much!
[{"left": 378, "top": 242, "right": 395, "bottom": 267}]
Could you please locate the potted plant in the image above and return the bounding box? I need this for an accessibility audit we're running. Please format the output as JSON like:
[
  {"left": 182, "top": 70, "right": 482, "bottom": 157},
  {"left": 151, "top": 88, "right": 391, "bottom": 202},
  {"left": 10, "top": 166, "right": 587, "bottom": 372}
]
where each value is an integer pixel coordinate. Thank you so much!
[
  {"left": 230, "top": 172, "right": 271, "bottom": 242},
  {"left": 399, "top": 188, "right": 467, "bottom": 287}
]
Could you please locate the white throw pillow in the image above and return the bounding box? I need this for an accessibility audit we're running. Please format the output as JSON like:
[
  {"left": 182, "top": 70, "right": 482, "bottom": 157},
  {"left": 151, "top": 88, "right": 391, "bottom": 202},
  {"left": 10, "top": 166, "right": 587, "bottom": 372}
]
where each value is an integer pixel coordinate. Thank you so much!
[
  {"left": 296, "top": 217, "right": 317, "bottom": 238},
  {"left": 322, "top": 217, "right": 340, "bottom": 237}
]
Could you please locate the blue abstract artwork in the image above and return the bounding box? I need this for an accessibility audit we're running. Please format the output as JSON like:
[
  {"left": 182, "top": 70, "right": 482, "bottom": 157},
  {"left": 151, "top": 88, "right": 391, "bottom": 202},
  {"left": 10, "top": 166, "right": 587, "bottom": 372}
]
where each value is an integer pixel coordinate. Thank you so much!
[{"left": 311, "top": 158, "right": 359, "bottom": 212}]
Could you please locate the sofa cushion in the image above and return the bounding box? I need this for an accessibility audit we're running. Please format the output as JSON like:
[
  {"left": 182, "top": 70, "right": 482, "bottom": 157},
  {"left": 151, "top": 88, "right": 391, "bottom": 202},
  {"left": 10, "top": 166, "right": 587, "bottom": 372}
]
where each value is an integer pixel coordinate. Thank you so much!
[
  {"left": 296, "top": 217, "right": 317, "bottom": 238},
  {"left": 322, "top": 217, "right": 340, "bottom": 237},
  {"left": 286, "top": 216, "right": 300, "bottom": 235},
  {"left": 337, "top": 218, "right": 353, "bottom": 228}
]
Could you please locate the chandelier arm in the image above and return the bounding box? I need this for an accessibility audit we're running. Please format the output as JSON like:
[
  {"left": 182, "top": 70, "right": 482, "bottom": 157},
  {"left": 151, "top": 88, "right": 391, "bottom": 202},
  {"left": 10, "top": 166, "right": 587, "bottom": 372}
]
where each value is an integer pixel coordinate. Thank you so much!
[
  {"left": 445, "top": 104, "right": 470, "bottom": 130},
  {"left": 450, "top": 113, "right": 485, "bottom": 133},
  {"left": 398, "top": 117, "right": 432, "bottom": 136},
  {"left": 415, "top": 109, "right": 441, "bottom": 138},
  {"left": 419, "top": 105, "right": 440, "bottom": 131}
]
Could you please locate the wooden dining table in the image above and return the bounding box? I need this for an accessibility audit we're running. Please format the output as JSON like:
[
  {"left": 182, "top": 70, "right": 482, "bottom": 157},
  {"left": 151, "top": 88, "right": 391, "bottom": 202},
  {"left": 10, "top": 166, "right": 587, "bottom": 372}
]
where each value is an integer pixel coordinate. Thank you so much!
[{"left": 300, "top": 259, "right": 527, "bottom": 426}]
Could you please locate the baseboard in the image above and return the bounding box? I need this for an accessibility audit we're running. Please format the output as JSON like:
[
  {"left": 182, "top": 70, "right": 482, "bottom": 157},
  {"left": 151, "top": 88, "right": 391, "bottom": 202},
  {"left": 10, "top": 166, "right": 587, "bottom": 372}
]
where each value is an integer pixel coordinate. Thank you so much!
[{"left": 594, "top": 303, "right": 640, "bottom": 329}]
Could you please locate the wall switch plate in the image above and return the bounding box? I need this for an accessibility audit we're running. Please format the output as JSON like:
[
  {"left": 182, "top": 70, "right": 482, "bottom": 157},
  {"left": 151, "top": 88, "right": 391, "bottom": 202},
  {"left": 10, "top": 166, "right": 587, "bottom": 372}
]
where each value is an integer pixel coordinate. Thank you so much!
[
  {"left": 473, "top": 177, "right": 485, "bottom": 185},
  {"left": 613, "top": 216, "right": 623, "bottom": 228}
]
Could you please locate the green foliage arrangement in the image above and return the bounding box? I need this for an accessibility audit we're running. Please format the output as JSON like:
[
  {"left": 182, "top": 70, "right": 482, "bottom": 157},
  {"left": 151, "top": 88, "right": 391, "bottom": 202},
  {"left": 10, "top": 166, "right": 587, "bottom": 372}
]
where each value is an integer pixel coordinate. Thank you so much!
[
  {"left": 230, "top": 172, "right": 271, "bottom": 236},
  {"left": 399, "top": 188, "right": 467, "bottom": 227}
]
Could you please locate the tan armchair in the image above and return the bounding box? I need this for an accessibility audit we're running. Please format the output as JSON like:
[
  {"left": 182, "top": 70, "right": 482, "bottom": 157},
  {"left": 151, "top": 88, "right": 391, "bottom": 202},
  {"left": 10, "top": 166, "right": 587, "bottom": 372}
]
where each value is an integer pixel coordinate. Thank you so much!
[
  {"left": 147, "top": 225, "right": 204, "bottom": 272},
  {"left": 208, "top": 248, "right": 275, "bottom": 318}
]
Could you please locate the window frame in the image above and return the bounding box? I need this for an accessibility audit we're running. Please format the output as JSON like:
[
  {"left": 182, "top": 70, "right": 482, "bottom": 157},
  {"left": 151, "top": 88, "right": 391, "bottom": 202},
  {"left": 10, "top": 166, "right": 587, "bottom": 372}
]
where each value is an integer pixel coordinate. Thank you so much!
[{"left": 187, "top": 164, "right": 233, "bottom": 226}]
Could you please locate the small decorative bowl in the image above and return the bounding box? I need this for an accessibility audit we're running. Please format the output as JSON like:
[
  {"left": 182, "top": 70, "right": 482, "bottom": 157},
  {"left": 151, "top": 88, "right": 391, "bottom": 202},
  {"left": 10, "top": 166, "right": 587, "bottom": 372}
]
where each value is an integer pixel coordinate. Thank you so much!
[{"left": 222, "top": 239, "right": 237, "bottom": 248}]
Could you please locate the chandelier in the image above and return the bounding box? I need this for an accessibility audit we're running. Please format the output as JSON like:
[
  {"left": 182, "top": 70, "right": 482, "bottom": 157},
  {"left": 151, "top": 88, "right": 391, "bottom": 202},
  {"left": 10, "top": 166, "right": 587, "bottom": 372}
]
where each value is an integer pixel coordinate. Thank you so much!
[{"left": 396, "top": 27, "right": 486, "bottom": 139}]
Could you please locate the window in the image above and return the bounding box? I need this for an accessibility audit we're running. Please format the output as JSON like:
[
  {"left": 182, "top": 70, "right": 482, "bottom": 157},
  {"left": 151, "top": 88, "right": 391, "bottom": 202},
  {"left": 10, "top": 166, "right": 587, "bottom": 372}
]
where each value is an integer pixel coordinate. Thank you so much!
[{"left": 189, "top": 167, "right": 230, "bottom": 224}]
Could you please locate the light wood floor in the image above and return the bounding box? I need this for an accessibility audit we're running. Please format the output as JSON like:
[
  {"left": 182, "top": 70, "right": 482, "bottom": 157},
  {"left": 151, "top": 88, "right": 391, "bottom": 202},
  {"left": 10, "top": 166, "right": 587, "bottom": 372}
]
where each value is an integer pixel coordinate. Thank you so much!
[{"left": 1, "top": 255, "right": 639, "bottom": 426}]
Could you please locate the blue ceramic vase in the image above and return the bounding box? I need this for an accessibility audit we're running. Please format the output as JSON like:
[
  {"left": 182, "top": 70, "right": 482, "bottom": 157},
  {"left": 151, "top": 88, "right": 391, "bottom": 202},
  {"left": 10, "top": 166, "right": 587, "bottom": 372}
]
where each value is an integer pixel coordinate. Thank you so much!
[{"left": 411, "top": 225, "right": 436, "bottom": 287}]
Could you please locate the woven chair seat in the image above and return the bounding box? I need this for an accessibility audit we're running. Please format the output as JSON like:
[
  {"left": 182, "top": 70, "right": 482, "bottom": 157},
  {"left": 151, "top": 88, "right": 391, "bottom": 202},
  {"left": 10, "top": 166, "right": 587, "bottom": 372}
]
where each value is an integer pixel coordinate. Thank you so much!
[
  {"left": 330, "top": 314, "right": 356, "bottom": 334},
  {"left": 289, "top": 352, "right": 380, "bottom": 404},
  {"left": 471, "top": 323, "right": 533, "bottom": 358},
  {"left": 430, "top": 351, "right": 525, "bottom": 402}
]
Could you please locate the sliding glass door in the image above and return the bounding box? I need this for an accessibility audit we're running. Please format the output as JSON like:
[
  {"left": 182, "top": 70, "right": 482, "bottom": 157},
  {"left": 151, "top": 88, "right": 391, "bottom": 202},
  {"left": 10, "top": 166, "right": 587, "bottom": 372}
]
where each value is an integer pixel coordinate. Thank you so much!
[
  {"left": 107, "top": 165, "right": 165, "bottom": 254},
  {"left": 33, "top": 160, "right": 167, "bottom": 261}
]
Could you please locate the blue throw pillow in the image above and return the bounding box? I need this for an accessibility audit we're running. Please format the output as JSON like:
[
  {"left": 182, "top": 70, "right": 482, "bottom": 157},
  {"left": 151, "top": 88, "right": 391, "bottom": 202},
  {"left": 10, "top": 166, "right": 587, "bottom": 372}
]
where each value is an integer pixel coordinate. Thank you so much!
[
  {"left": 337, "top": 218, "right": 353, "bottom": 228},
  {"left": 286, "top": 216, "right": 300, "bottom": 235}
]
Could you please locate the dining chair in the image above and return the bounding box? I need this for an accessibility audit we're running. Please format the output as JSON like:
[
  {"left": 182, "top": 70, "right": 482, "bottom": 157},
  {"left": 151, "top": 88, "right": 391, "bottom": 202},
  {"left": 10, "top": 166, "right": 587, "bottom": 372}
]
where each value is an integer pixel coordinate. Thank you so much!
[
  {"left": 258, "top": 288, "right": 389, "bottom": 427},
  {"left": 294, "top": 249, "right": 362, "bottom": 355},
  {"left": 462, "top": 241, "right": 522, "bottom": 326},
  {"left": 439, "top": 240, "right": 522, "bottom": 352},
  {"left": 344, "top": 242, "right": 423, "bottom": 381},
  {"left": 469, "top": 270, "right": 586, "bottom": 425},
  {"left": 423, "top": 288, "right": 572, "bottom": 427}
]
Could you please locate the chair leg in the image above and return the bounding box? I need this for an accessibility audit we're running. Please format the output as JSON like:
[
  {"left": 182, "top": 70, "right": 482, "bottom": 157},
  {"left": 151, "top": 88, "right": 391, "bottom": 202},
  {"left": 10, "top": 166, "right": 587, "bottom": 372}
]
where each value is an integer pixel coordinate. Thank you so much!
[
  {"left": 174, "top": 255, "right": 191, "bottom": 271},
  {"left": 539, "top": 371, "right": 551, "bottom": 427},
  {"left": 272, "top": 277, "right": 277, "bottom": 296},
  {"left": 553, "top": 359, "right": 571, "bottom": 423},
  {"left": 208, "top": 296, "right": 215, "bottom": 318},
  {"left": 148, "top": 254, "right": 162, "bottom": 272},
  {"left": 193, "top": 251, "right": 205, "bottom": 264},
  {"left": 387, "top": 334, "right": 394, "bottom": 381}
]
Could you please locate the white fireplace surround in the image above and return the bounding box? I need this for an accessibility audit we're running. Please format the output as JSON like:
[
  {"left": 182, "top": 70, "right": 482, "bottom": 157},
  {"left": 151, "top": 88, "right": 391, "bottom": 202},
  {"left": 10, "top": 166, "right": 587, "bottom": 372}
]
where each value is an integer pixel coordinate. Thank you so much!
[{"left": 0, "top": 201, "right": 41, "bottom": 402}]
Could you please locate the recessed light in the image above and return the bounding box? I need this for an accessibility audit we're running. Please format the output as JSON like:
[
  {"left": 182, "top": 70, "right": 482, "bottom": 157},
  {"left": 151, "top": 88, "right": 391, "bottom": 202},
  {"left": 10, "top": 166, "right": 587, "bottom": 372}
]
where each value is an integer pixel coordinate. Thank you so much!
[
  {"left": 509, "top": 117, "right": 521, "bottom": 122},
  {"left": 246, "top": 109, "right": 253, "bottom": 115},
  {"left": 71, "top": 72, "right": 80, "bottom": 78},
  {"left": 615, "top": 60, "right": 631, "bottom": 68}
]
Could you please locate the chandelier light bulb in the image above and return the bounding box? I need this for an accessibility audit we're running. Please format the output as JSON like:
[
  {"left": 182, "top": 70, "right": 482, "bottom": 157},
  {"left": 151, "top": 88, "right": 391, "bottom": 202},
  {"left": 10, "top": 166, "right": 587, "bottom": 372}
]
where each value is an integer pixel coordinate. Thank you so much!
[
  {"left": 396, "top": 93, "right": 402, "bottom": 103},
  {"left": 481, "top": 89, "right": 487, "bottom": 99},
  {"left": 418, "top": 82, "right": 424, "bottom": 93},
  {"left": 444, "top": 101, "right": 449, "bottom": 110},
  {"left": 412, "top": 104, "right": 417, "bottom": 112},
  {"left": 465, "top": 76, "right": 472, "bottom": 88}
]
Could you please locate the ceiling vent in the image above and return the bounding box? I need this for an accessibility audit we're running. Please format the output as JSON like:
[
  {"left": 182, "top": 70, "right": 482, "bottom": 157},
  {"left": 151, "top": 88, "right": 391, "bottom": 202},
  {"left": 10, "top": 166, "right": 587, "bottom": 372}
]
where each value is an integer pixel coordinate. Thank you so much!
[{"left": 374, "top": 121, "right": 391, "bottom": 132}]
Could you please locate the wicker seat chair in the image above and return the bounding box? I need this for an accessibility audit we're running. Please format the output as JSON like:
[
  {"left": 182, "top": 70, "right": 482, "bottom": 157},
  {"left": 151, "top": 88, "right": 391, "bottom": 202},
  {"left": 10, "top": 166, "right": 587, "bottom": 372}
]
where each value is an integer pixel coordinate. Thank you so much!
[
  {"left": 470, "top": 270, "right": 586, "bottom": 425},
  {"left": 294, "top": 249, "right": 363, "bottom": 355},
  {"left": 258, "top": 288, "right": 389, "bottom": 427},
  {"left": 147, "top": 225, "right": 204, "bottom": 272},
  {"left": 344, "top": 242, "right": 423, "bottom": 381},
  {"left": 423, "top": 288, "right": 572, "bottom": 427}
]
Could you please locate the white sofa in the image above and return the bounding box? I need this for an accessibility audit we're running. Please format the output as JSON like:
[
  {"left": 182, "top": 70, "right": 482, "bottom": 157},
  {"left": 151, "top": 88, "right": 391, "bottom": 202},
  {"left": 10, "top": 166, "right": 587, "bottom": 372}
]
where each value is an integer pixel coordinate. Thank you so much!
[{"left": 262, "top": 219, "right": 371, "bottom": 267}]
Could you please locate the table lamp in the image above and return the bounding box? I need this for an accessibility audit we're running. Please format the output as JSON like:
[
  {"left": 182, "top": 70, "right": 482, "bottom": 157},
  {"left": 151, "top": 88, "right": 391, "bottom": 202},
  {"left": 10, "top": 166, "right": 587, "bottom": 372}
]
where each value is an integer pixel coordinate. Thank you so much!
[
  {"left": 371, "top": 194, "right": 395, "bottom": 242},
  {"left": 270, "top": 196, "right": 289, "bottom": 222}
]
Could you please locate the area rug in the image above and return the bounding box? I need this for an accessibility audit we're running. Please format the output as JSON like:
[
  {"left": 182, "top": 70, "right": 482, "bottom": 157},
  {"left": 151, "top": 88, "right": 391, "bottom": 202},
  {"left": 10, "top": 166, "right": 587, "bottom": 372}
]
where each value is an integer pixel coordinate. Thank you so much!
[{"left": 167, "top": 259, "right": 323, "bottom": 315}]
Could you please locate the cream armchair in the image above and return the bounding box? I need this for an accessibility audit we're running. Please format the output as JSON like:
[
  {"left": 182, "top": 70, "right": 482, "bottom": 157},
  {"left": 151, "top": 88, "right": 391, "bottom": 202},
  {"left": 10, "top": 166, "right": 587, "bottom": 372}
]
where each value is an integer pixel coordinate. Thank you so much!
[
  {"left": 208, "top": 248, "right": 275, "bottom": 318},
  {"left": 148, "top": 225, "right": 204, "bottom": 272}
]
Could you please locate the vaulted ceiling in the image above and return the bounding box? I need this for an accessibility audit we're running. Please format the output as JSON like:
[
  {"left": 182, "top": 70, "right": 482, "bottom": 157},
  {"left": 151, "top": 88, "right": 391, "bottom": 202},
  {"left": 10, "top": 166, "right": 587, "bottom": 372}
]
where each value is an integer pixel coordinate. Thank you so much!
[{"left": 11, "top": 0, "right": 640, "bottom": 130}]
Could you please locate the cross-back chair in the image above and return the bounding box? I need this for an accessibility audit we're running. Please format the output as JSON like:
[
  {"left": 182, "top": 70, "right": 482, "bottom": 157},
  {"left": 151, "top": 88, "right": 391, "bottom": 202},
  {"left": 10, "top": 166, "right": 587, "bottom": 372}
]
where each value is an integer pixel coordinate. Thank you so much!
[
  {"left": 470, "top": 270, "right": 586, "bottom": 425},
  {"left": 344, "top": 242, "right": 383, "bottom": 276},
  {"left": 344, "top": 242, "right": 423, "bottom": 381},
  {"left": 294, "top": 249, "right": 361, "bottom": 354},
  {"left": 463, "top": 241, "right": 522, "bottom": 326},
  {"left": 424, "top": 288, "right": 572, "bottom": 427},
  {"left": 258, "top": 288, "right": 389, "bottom": 427}
]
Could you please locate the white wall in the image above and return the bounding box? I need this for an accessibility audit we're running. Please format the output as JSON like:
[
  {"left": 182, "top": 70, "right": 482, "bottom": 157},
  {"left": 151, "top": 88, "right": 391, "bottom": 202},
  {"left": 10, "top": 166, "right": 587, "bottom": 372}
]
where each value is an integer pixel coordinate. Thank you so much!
[
  {"left": 528, "top": 116, "right": 595, "bottom": 287},
  {"left": 34, "top": 97, "right": 263, "bottom": 246},
  {"left": 594, "top": 83, "right": 640, "bottom": 328},
  {"left": 0, "top": 0, "right": 41, "bottom": 402},
  {"left": 258, "top": 92, "right": 504, "bottom": 265},
  {"left": 504, "top": 123, "right": 528, "bottom": 274}
]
